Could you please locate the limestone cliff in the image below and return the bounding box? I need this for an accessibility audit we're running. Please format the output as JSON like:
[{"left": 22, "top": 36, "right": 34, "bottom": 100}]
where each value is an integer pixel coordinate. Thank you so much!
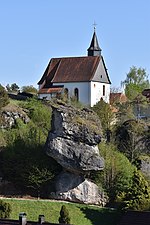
[{"left": 45, "top": 100, "right": 106, "bottom": 205}]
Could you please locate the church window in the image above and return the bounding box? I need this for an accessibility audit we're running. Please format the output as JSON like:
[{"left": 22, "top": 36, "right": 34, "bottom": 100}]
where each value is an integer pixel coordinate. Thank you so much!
[
  {"left": 94, "top": 84, "right": 96, "bottom": 88},
  {"left": 74, "top": 88, "right": 79, "bottom": 101},
  {"left": 103, "top": 85, "right": 105, "bottom": 96},
  {"left": 101, "top": 75, "right": 103, "bottom": 78}
]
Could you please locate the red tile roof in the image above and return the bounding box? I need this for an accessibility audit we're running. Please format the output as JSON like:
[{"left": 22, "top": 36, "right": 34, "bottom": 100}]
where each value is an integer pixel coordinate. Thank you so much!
[
  {"left": 110, "top": 93, "right": 127, "bottom": 105},
  {"left": 38, "top": 87, "right": 63, "bottom": 94},
  {"left": 38, "top": 56, "right": 100, "bottom": 85}
]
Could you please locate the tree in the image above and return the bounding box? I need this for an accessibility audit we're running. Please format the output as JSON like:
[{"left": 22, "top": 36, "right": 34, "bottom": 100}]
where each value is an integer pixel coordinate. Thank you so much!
[
  {"left": 26, "top": 166, "right": 54, "bottom": 199},
  {"left": 123, "top": 169, "right": 150, "bottom": 210},
  {"left": 19, "top": 98, "right": 51, "bottom": 145},
  {"left": 5, "top": 84, "right": 11, "bottom": 92},
  {"left": 0, "top": 200, "right": 11, "bottom": 218},
  {"left": 0, "top": 84, "right": 9, "bottom": 109},
  {"left": 10, "top": 83, "right": 19, "bottom": 92},
  {"left": 92, "top": 98, "right": 114, "bottom": 133},
  {"left": 6, "top": 83, "right": 19, "bottom": 92},
  {"left": 121, "top": 66, "right": 150, "bottom": 101},
  {"left": 114, "top": 120, "right": 145, "bottom": 163},
  {"left": 115, "top": 101, "right": 135, "bottom": 123},
  {"left": 59, "top": 205, "right": 71, "bottom": 224},
  {"left": 96, "top": 143, "right": 135, "bottom": 202},
  {"left": 21, "top": 85, "right": 37, "bottom": 94}
]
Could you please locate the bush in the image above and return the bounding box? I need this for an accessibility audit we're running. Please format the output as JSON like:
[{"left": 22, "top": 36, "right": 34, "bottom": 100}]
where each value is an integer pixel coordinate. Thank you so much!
[
  {"left": 0, "top": 84, "right": 9, "bottom": 109},
  {"left": 0, "top": 200, "right": 12, "bottom": 218},
  {"left": 59, "top": 205, "right": 71, "bottom": 224}
]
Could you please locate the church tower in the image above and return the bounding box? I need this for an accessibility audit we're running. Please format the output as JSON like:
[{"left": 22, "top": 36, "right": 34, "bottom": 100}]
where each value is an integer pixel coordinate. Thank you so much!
[{"left": 87, "top": 28, "right": 102, "bottom": 56}]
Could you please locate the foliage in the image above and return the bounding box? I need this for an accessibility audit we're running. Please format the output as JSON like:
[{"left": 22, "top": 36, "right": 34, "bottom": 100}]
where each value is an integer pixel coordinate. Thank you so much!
[
  {"left": 26, "top": 166, "right": 54, "bottom": 198},
  {"left": 0, "top": 84, "right": 9, "bottom": 109},
  {"left": 94, "top": 143, "right": 135, "bottom": 202},
  {"left": 21, "top": 85, "right": 37, "bottom": 94},
  {"left": 6, "top": 83, "right": 20, "bottom": 92},
  {"left": 92, "top": 98, "right": 114, "bottom": 132},
  {"left": 123, "top": 169, "right": 150, "bottom": 210},
  {"left": 0, "top": 130, "right": 7, "bottom": 148},
  {"left": 114, "top": 120, "right": 145, "bottom": 162},
  {"left": 115, "top": 101, "right": 135, "bottom": 123},
  {"left": 0, "top": 98, "right": 60, "bottom": 196},
  {"left": 1, "top": 137, "right": 61, "bottom": 196},
  {"left": 16, "top": 98, "right": 52, "bottom": 146},
  {"left": 19, "top": 98, "right": 51, "bottom": 136},
  {"left": 59, "top": 205, "right": 71, "bottom": 224},
  {"left": 0, "top": 200, "right": 11, "bottom": 218},
  {"left": 121, "top": 66, "right": 150, "bottom": 101}
]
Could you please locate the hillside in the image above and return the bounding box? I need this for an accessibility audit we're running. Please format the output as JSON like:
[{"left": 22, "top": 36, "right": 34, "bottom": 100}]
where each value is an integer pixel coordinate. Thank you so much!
[
  {"left": 0, "top": 97, "right": 150, "bottom": 211},
  {"left": 2, "top": 198, "right": 122, "bottom": 225}
]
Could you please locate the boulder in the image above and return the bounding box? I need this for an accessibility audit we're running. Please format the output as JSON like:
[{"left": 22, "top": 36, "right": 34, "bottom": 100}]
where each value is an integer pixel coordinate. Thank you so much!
[
  {"left": 51, "top": 171, "right": 107, "bottom": 206},
  {"left": 45, "top": 101, "right": 104, "bottom": 174}
]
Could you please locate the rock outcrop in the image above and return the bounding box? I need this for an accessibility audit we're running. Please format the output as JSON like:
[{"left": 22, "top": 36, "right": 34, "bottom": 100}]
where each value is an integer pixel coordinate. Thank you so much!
[
  {"left": 139, "top": 155, "right": 150, "bottom": 181},
  {"left": 45, "top": 100, "right": 106, "bottom": 205},
  {"left": 0, "top": 104, "right": 29, "bottom": 128}
]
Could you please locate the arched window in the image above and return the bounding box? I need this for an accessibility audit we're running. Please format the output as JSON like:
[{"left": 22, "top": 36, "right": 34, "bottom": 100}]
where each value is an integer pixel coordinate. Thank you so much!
[
  {"left": 64, "top": 88, "right": 69, "bottom": 98},
  {"left": 74, "top": 88, "right": 79, "bottom": 101}
]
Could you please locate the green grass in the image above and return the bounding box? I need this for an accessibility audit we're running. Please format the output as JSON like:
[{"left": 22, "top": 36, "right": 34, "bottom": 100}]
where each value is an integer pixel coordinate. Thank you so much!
[{"left": 2, "top": 198, "right": 122, "bottom": 225}]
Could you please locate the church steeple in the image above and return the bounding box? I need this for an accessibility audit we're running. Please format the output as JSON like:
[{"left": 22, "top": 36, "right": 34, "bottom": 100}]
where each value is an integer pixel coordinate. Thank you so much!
[{"left": 87, "top": 28, "right": 102, "bottom": 56}]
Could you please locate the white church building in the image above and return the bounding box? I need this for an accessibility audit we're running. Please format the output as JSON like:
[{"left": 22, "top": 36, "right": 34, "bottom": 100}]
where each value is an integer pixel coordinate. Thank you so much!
[{"left": 38, "top": 29, "right": 111, "bottom": 107}]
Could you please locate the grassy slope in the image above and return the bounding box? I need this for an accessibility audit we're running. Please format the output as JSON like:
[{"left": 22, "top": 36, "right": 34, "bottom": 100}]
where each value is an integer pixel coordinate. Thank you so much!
[{"left": 3, "top": 199, "right": 122, "bottom": 225}]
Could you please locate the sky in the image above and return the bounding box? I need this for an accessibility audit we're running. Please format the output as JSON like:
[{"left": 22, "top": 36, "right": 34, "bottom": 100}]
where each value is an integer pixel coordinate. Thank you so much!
[{"left": 0, "top": 0, "right": 150, "bottom": 89}]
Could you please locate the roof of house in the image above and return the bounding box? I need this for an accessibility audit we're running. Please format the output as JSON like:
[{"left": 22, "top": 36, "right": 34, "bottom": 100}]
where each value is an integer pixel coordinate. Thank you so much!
[
  {"left": 118, "top": 210, "right": 150, "bottom": 225},
  {"left": 38, "top": 87, "right": 63, "bottom": 94},
  {"left": 110, "top": 92, "right": 127, "bottom": 105},
  {"left": 38, "top": 56, "right": 111, "bottom": 86}
]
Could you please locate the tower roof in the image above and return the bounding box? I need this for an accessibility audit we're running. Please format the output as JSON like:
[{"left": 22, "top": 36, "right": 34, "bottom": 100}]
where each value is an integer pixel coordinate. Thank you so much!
[{"left": 87, "top": 29, "right": 101, "bottom": 56}]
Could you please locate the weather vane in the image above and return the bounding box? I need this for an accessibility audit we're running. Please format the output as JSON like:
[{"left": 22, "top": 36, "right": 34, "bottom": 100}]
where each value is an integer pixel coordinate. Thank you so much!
[{"left": 93, "top": 21, "right": 97, "bottom": 31}]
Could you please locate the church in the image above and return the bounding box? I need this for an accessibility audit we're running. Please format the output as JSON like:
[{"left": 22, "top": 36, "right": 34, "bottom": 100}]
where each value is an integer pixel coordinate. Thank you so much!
[{"left": 38, "top": 29, "right": 111, "bottom": 107}]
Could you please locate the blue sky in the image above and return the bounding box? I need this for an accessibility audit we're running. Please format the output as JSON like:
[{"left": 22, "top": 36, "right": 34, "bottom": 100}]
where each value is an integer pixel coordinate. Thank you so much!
[{"left": 0, "top": 0, "right": 150, "bottom": 89}]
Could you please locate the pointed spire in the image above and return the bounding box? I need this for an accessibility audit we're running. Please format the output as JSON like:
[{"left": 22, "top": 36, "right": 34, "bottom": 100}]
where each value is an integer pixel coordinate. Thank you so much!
[{"left": 87, "top": 27, "right": 102, "bottom": 56}]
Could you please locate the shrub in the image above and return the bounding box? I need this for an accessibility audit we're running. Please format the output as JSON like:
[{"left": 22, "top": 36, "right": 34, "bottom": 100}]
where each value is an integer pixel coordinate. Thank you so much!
[
  {"left": 59, "top": 205, "right": 71, "bottom": 224},
  {"left": 0, "top": 200, "right": 12, "bottom": 218},
  {"left": 0, "top": 84, "right": 9, "bottom": 109}
]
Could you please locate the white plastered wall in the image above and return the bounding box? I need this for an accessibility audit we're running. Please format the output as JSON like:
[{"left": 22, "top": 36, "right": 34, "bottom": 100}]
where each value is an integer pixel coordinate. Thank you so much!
[
  {"left": 90, "top": 81, "right": 110, "bottom": 107},
  {"left": 55, "top": 82, "right": 90, "bottom": 106}
]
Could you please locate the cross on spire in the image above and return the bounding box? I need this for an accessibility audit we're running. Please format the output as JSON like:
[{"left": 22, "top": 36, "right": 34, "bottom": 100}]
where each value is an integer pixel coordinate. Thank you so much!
[
  {"left": 93, "top": 21, "right": 97, "bottom": 31},
  {"left": 87, "top": 23, "right": 101, "bottom": 56}
]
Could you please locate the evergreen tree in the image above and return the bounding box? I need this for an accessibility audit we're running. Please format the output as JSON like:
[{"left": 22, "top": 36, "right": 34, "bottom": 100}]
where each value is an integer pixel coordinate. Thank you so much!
[
  {"left": 0, "top": 200, "right": 11, "bottom": 218},
  {"left": 124, "top": 169, "right": 150, "bottom": 210},
  {"left": 59, "top": 205, "right": 71, "bottom": 224}
]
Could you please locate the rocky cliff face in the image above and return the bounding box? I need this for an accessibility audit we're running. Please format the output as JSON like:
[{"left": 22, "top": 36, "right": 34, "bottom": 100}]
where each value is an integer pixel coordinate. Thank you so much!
[{"left": 45, "top": 101, "right": 106, "bottom": 205}]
